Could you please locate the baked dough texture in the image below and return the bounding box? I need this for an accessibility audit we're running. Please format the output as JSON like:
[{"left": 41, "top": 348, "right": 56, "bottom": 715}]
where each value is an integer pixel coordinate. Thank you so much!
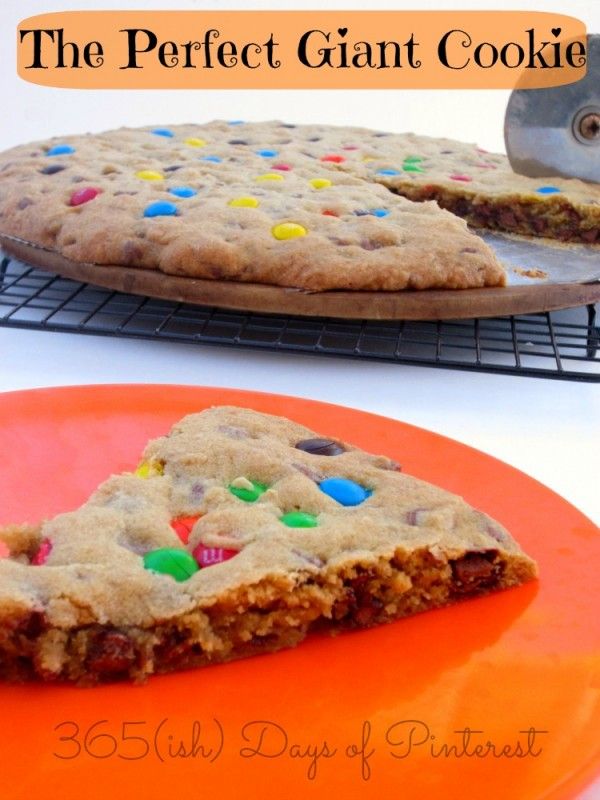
[
  {"left": 0, "top": 406, "right": 537, "bottom": 684},
  {"left": 0, "top": 122, "right": 514, "bottom": 291}
]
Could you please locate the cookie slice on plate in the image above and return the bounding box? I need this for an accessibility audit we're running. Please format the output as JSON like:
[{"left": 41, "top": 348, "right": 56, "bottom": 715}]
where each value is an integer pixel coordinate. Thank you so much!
[
  {"left": 0, "top": 406, "right": 537, "bottom": 684},
  {"left": 0, "top": 126, "right": 506, "bottom": 290}
]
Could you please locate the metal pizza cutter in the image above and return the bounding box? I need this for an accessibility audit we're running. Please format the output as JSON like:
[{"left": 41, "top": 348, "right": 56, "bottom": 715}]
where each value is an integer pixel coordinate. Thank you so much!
[
  {"left": 504, "top": 33, "right": 600, "bottom": 183},
  {"left": 483, "top": 33, "right": 600, "bottom": 287}
]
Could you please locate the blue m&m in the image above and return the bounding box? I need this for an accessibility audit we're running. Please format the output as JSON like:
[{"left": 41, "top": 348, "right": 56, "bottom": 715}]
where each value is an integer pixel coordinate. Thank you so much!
[
  {"left": 152, "top": 128, "right": 174, "bottom": 137},
  {"left": 376, "top": 168, "right": 401, "bottom": 176},
  {"left": 319, "top": 477, "right": 372, "bottom": 506},
  {"left": 47, "top": 145, "right": 75, "bottom": 156},
  {"left": 143, "top": 200, "right": 178, "bottom": 218},
  {"left": 169, "top": 186, "right": 197, "bottom": 198},
  {"left": 201, "top": 155, "right": 222, "bottom": 163},
  {"left": 536, "top": 186, "right": 561, "bottom": 195},
  {"left": 256, "top": 149, "right": 278, "bottom": 158},
  {"left": 371, "top": 208, "right": 390, "bottom": 217}
]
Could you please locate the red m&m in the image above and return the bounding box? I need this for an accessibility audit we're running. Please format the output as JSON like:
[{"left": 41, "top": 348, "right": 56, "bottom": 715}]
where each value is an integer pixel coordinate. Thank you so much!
[
  {"left": 170, "top": 516, "right": 201, "bottom": 544},
  {"left": 69, "top": 187, "right": 101, "bottom": 206},
  {"left": 32, "top": 538, "right": 52, "bottom": 565},
  {"left": 192, "top": 544, "right": 238, "bottom": 567}
]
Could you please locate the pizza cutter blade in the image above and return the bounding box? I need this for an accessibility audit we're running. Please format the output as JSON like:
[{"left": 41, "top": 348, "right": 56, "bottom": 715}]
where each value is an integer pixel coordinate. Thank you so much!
[{"left": 505, "top": 33, "right": 600, "bottom": 183}]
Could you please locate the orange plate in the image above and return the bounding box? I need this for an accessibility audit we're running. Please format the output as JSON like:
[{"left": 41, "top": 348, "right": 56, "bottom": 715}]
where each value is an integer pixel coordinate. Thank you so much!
[{"left": 0, "top": 385, "right": 598, "bottom": 800}]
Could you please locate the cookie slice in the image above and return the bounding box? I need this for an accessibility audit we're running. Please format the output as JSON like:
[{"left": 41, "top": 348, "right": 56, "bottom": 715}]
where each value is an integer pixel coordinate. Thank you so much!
[
  {"left": 0, "top": 406, "right": 537, "bottom": 684},
  {"left": 188, "top": 120, "right": 600, "bottom": 244},
  {"left": 0, "top": 126, "right": 505, "bottom": 290}
]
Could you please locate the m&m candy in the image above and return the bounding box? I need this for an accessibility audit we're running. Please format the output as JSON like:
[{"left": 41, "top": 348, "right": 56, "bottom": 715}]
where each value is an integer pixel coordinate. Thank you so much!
[
  {"left": 192, "top": 544, "right": 238, "bottom": 567},
  {"left": 280, "top": 511, "right": 319, "bottom": 528},
  {"left": 256, "top": 149, "right": 278, "bottom": 157},
  {"left": 32, "top": 538, "right": 52, "bottom": 565},
  {"left": 321, "top": 155, "right": 345, "bottom": 163},
  {"left": 319, "top": 477, "right": 372, "bottom": 506},
  {"left": 69, "top": 187, "right": 101, "bottom": 206},
  {"left": 228, "top": 479, "right": 267, "bottom": 502},
  {"left": 40, "top": 164, "right": 66, "bottom": 175},
  {"left": 309, "top": 178, "right": 332, "bottom": 189},
  {"left": 295, "top": 438, "right": 345, "bottom": 456},
  {"left": 185, "top": 138, "right": 207, "bottom": 148},
  {"left": 272, "top": 222, "right": 307, "bottom": 240},
  {"left": 152, "top": 128, "right": 174, "bottom": 137},
  {"left": 201, "top": 155, "right": 222, "bottom": 163},
  {"left": 376, "top": 168, "right": 401, "bottom": 176},
  {"left": 169, "top": 186, "right": 197, "bottom": 198},
  {"left": 536, "top": 186, "right": 561, "bottom": 194},
  {"left": 170, "top": 516, "right": 201, "bottom": 544},
  {"left": 256, "top": 173, "right": 284, "bottom": 182},
  {"left": 228, "top": 196, "right": 260, "bottom": 208},
  {"left": 136, "top": 170, "right": 164, "bottom": 181},
  {"left": 143, "top": 548, "right": 199, "bottom": 582},
  {"left": 47, "top": 145, "right": 75, "bottom": 156},
  {"left": 450, "top": 174, "right": 473, "bottom": 182},
  {"left": 135, "top": 460, "right": 164, "bottom": 477},
  {"left": 143, "top": 201, "right": 178, "bottom": 218}
]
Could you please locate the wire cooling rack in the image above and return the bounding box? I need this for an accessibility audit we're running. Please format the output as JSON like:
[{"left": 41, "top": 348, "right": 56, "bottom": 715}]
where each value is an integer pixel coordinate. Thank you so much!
[{"left": 1, "top": 253, "right": 598, "bottom": 382}]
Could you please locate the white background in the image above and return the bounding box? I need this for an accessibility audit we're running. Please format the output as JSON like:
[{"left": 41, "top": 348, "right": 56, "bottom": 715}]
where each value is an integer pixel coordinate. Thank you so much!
[{"left": 0, "top": 0, "right": 598, "bottom": 527}]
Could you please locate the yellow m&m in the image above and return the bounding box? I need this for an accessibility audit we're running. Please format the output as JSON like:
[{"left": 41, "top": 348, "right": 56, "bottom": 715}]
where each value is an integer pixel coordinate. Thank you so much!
[
  {"left": 135, "top": 170, "right": 164, "bottom": 181},
  {"left": 228, "top": 196, "right": 260, "bottom": 208},
  {"left": 135, "top": 460, "right": 164, "bottom": 478},
  {"left": 272, "top": 222, "right": 307, "bottom": 240},
  {"left": 185, "top": 138, "right": 207, "bottom": 148},
  {"left": 256, "top": 173, "right": 284, "bottom": 182},
  {"left": 309, "top": 178, "right": 332, "bottom": 189}
]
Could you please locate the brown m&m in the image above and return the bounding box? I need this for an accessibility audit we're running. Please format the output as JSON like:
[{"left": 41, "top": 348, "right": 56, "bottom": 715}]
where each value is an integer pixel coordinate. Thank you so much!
[{"left": 295, "top": 438, "right": 345, "bottom": 456}]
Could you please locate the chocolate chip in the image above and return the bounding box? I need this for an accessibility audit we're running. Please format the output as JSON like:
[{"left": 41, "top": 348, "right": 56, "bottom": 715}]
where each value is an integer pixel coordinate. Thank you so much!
[
  {"left": 295, "top": 438, "right": 345, "bottom": 456},
  {"left": 333, "top": 570, "right": 383, "bottom": 626},
  {"left": 87, "top": 631, "right": 135, "bottom": 674},
  {"left": 281, "top": 124, "right": 296, "bottom": 128},
  {"left": 451, "top": 551, "right": 501, "bottom": 594},
  {"left": 228, "top": 139, "right": 248, "bottom": 145},
  {"left": 164, "top": 165, "right": 182, "bottom": 172},
  {"left": 307, "top": 137, "right": 321, "bottom": 142},
  {"left": 40, "top": 164, "right": 66, "bottom": 175},
  {"left": 17, "top": 198, "right": 33, "bottom": 210}
]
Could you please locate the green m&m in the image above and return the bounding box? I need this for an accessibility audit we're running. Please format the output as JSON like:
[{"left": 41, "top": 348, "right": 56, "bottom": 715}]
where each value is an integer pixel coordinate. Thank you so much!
[
  {"left": 143, "top": 548, "right": 199, "bottom": 582},
  {"left": 228, "top": 480, "right": 268, "bottom": 503},
  {"left": 280, "top": 511, "right": 319, "bottom": 528}
]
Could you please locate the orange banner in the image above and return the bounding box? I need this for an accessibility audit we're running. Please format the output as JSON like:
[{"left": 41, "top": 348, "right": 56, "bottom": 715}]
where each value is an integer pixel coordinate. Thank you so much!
[{"left": 17, "top": 11, "right": 587, "bottom": 90}]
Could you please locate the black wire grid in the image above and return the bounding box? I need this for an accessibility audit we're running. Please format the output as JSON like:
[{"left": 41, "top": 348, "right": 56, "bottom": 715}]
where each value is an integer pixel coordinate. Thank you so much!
[{"left": 1, "top": 253, "right": 598, "bottom": 382}]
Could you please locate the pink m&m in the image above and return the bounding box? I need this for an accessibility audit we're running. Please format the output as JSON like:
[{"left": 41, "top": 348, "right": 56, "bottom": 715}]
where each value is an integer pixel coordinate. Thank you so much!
[
  {"left": 450, "top": 174, "right": 473, "bottom": 182},
  {"left": 32, "top": 538, "right": 52, "bottom": 565},
  {"left": 69, "top": 187, "right": 101, "bottom": 206},
  {"left": 272, "top": 163, "right": 292, "bottom": 171},
  {"left": 192, "top": 544, "right": 238, "bottom": 567}
]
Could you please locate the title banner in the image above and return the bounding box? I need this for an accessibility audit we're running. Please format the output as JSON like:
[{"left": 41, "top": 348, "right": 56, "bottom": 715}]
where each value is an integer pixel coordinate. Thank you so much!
[{"left": 17, "top": 11, "right": 587, "bottom": 90}]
